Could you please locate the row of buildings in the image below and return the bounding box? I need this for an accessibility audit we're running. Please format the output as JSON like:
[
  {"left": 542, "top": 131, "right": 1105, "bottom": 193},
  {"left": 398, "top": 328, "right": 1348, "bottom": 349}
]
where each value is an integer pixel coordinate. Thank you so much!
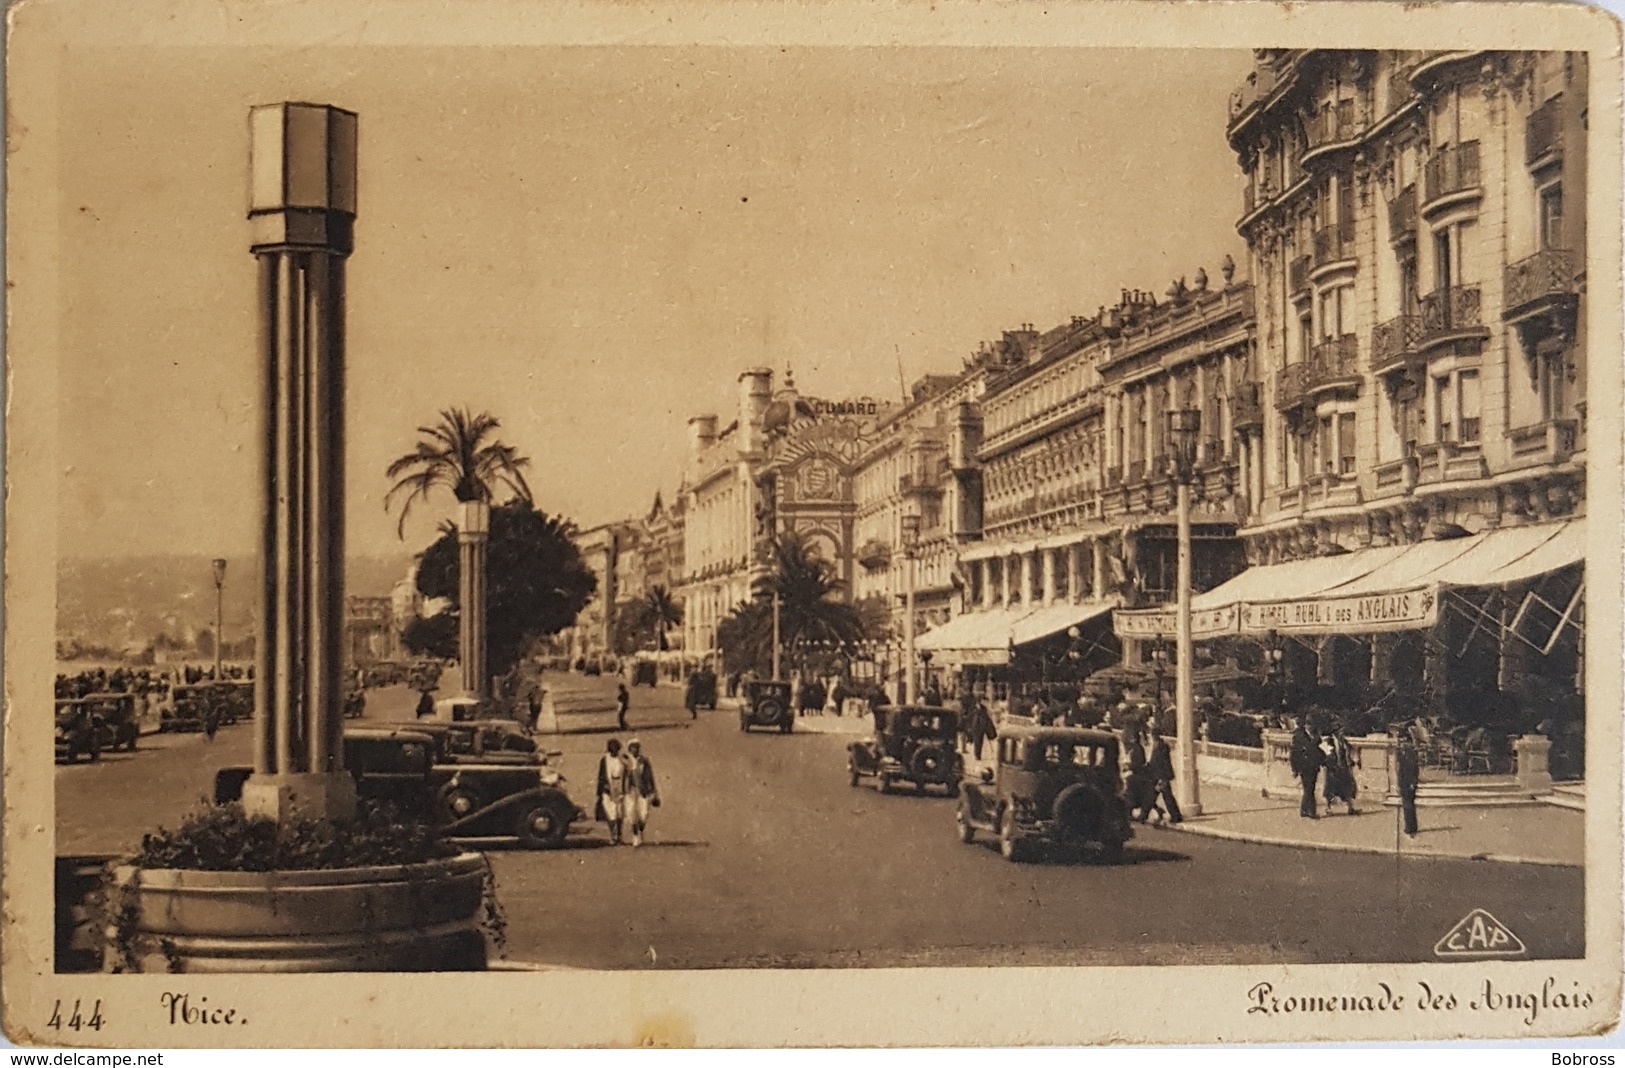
[{"left": 567, "top": 50, "right": 1589, "bottom": 732}]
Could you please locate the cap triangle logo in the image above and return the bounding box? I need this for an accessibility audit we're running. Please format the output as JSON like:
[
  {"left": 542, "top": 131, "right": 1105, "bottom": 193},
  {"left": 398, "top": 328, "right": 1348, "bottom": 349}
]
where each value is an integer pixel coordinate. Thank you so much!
[{"left": 1434, "top": 908, "right": 1527, "bottom": 959}]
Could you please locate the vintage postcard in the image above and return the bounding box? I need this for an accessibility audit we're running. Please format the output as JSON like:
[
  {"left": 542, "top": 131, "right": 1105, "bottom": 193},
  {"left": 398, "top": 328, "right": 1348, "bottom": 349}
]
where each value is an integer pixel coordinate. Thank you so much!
[{"left": 4, "top": 0, "right": 1621, "bottom": 1048}]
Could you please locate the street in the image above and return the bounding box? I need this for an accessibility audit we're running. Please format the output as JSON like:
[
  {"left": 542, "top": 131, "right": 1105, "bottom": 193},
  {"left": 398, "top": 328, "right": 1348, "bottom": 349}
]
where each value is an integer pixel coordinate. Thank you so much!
[{"left": 56, "top": 683, "right": 1585, "bottom": 969}]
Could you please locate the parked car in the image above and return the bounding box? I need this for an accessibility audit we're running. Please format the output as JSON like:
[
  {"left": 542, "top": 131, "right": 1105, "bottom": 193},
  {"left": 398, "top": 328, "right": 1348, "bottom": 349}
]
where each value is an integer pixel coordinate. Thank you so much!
[
  {"left": 90, "top": 693, "right": 141, "bottom": 752},
  {"left": 373, "top": 718, "right": 543, "bottom": 764},
  {"left": 215, "top": 727, "right": 585, "bottom": 849},
  {"left": 55, "top": 700, "right": 104, "bottom": 763},
  {"left": 848, "top": 705, "right": 963, "bottom": 795},
  {"left": 739, "top": 679, "right": 794, "bottom": 733},
  {"left": 630, "top": 660, "right": 658, "bottom": 688},
  {"left": 956, "top": 725, "right": 1133, "bottom": 864},
  {"left": 162, "top": 681, "right": 251, "bottom": 732}
]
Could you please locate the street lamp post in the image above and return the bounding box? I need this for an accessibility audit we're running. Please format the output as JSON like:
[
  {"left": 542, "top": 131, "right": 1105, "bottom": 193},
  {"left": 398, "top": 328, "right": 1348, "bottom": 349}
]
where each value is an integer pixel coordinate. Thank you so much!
[
  {"left": 900, "top": 513, "right": 921, "bottom": 705},
  {"left": 1263, "top": 628, "right": 1286, "bottom": 721},
  {"left": 211, "top": 558, "right": 227, "bottom": 680},
  {"left": 1169, "top": 406, "right": 1203, "bottom": 817}
]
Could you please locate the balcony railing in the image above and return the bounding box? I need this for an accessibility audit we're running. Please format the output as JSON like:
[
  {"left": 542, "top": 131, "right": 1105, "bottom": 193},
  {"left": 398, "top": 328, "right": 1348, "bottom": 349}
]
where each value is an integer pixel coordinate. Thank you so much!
[
  {"left": 1418, "top": 284, "right": 1484, "bottom": 348},
  {"left": 1232, "top": 380, "right": 1264, "bottom": 431},
  {"left": 1423, "top": 140, "right": 1481, "bottom": 206},
  {"left": 1312, "top": 220, "right": 1356, "bottom": 269},
  {"left": 1304, "top": 98, "right": 1365, "bottom": 154},
  {"left": 1371, "top": 314, "right": 1423, "bottom": 373},
  {"left": 1387, "top": 185, "right": 1417, "bottom": 245},
  {"left": 1504, "top": 248, "right": 1576, "bottom": 317},
  {"left": 1275, "top": 363, "right": 1310, "bottom": 411},
  {"left": 1308, "top": 334, "right": 1361, "bottom": 391},
  {"left": 1386, "top": 65, "right": 1417, "bottom": 114},
  {"left": 1526, "top": 94, "right": 1564, "bottom": 166},
  {"left": 1289, "top": 254, "right": 1311, "bottom": 295},
  {"left": 1227, "top": 66, "right": 1280, "bottom": 126}
]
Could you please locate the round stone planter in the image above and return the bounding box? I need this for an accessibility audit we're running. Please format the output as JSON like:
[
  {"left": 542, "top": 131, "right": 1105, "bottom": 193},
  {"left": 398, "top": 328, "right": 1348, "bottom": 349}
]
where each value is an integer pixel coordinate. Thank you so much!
[{"left": 104, "top": 852, "right": 489, "bottom": 973}]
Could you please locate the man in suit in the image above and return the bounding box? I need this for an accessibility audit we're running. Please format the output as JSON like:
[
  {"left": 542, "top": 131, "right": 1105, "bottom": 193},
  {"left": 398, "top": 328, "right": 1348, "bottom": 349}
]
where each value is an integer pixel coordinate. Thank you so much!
[
  {"left": 1396, "top": 727, "right": 1421, "bottom": 837},
  {"left": 596, "top": 738, "right": 629, "bottom": 845},
  {"left": 1147, "top": 729, "right": 1183, "bottom": 825},
  {"left": 1289, "top": 718, "right": 1323, "bottom": 819}
]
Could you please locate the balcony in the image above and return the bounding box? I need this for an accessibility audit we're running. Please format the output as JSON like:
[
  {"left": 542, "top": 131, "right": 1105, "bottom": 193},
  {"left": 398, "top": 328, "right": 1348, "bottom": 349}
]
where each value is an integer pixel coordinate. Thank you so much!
[
  {"left": 1303, "top": 99, "right": 1366, "bottom": 161},
  {"left": 1370, "top": 313, "right": 1423, "bottom": 376},
  {"left": 1300, "top": 472, "right": 1364, "bottom": 512},
  {"left": 1232, "top": 381, "right": 1264, "bottom": 433},
  {"left": 1288, "top": 254, "right": 1311, "bottom": 297},
  {"left": 856, "top": 538, "right": 892, "bottom": 571},
  {"left": 1422, "top": 140, "right": 1481, "bottom": 215},
  {"left": 1371, "top": 456, "right": 1418, "bottom": 498},
  {"left": 1507, "top": 419, "right": 1579, "bottom": 469},
  {"left": 1526, "top": 94, "right": 1564, "bottom": 168},
  {"left": 1307, "top": 334, "right": 1361, "bottom": 395},
  {"left": 1387, "top": 185, "right": 1417, "bottom": 246},
  {"left": 1386, "top": 65, "right": 1417, "bottom": 115},
  {"left": 1418, "top": 284, "right": 1486, "bottom": 352},
  {"left": 1275, "top": 363, "right": 1310, "bottom": 412},
  {"left": 1227, "top": 66, "right": 1280, "bottom": 129},
  {"left": 1414, "top": 440, "right": 1488, "bottom": 486},
  {"left": 1311, "top": 220, "right": 1356, "bottom": 272}
]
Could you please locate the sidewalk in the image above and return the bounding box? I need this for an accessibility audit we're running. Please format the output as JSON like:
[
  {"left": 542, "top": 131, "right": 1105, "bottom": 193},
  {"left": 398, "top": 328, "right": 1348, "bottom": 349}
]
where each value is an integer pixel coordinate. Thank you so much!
[{"left": 1155, "top": 780, "right": 1584, "bottom": 867}]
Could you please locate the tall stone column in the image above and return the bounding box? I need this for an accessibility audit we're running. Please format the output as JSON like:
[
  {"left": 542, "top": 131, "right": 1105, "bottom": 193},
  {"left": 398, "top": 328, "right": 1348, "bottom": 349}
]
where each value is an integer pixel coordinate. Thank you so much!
[
  {"left": 1068, "top": 543, "right": 1085, "bottom": 602},
  {"left": 1041, "top": 549, "right": 1057, "bottom": 605},
  {"left": 1003, "top": 556, "right": 1016, "bottom": 608},
  {"left": 458, "top": 500, "right": 491, "bottom": 700},
  {"left": 242, "top": 102, "right": 359, "bottom": 824},
  {"left": 1020, "top": 553, "right": 1035, "bottom": 607}
]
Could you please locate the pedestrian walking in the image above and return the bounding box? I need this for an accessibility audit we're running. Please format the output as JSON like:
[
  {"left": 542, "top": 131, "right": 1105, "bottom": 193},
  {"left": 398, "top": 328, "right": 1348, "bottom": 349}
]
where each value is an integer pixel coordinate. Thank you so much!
[
  {"left": 1396, "top": 727, "right": 1420, "bottom": 837},
  {"left": 616, "top": 683, "right": 630, "bottom": 731},
  {"left": 1322, "top": 726, "right": 1358, "bottom": 815},
  {"left": 623, "top": 737, "right": 661, "bottom": 847},
  {"left": 527, "top": 691, "right": 542, "bottom": 733},
  {"left": 415, "top": 688, "right": 435, "bottom": 718},
  {"left": 1125, "top": 728, "right": 1155, "bottom": 822},
  {"left": 1147, "top": 729, "right": 1183, "bottom": 825},
  {"left": 1289, "top": 718, "right": 1323, "bottom": 819},
  {"left": 595, "top": 739, "right": 630, "bottom": 845},
  {"left": 965, "top": 693, "right": 994, "bottom": 761},
  {"left": 203, "top": 702, "right": 220, "bottom": 742}
]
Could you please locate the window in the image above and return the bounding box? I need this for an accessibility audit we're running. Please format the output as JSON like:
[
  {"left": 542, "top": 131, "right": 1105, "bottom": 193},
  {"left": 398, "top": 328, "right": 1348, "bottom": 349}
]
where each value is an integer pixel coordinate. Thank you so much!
[
  {"left": 1338, "top": 412, "right": 1357, "bottom": 474},
  {"left": 1318, "top": 416, "right": 1334, "bottom": 475},
  {"left": 1433, "top": 373, "right": 1453, "bottom": 442},
  {"left": 1434, "top": 229, "right": 1454, "bottom": 291},
  {"left": 1400, "top": 258, "right": 1419, "bottom": 317},
  {"left": 1459, "top": 370, "right": 1481, "bottom": 442},
  {"left": 1299, "top": 314, "right": 1314, "bottom": 362},
  {"left": 1540, "top": 183, "right": 1564, "bottom": 249},
  {"left": 1540, "top": 351, "right": 1567, "bottom": 421}
]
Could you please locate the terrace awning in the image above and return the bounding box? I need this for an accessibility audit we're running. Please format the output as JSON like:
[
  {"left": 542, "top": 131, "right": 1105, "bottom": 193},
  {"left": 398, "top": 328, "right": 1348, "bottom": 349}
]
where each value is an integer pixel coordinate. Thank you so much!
[
  {"left": 1112, "top": 519, "right": 1584, "bottom": 639},
  {"left": 1010, "top": 600, "right": 1114, "bottom": 647}
]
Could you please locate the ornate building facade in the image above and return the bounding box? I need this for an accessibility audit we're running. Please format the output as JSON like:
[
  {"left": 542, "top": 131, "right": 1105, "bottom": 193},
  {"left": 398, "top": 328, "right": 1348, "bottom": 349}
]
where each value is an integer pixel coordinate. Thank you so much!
[
  {"left": 1212, "top": 49, "right": 1587, "bottom": 707},
  {"left": 851, "top": 369, "right": 989, "bottom": 641}
]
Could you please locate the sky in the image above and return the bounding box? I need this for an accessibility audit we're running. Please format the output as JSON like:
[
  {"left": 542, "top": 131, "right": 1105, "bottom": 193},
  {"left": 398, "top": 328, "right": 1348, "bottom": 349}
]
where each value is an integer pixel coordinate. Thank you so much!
[{"left": 57, "top": 44, "right": 1254, "bottom": 561}]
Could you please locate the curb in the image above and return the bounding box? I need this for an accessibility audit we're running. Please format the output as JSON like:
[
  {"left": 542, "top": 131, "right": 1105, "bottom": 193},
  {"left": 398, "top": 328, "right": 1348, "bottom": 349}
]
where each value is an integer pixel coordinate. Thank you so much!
[
  {"left": 1153, "top": 818, "right": 1582, "bottom": 868},
  {"left": 488, "top": 959, "right": 585, "bottom": 972}
]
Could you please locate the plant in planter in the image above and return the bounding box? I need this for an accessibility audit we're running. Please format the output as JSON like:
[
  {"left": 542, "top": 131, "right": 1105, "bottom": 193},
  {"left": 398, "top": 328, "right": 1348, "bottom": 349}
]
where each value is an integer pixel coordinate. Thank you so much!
[{"left": 103, "top": 800, "right": 503, "bottom": 973}]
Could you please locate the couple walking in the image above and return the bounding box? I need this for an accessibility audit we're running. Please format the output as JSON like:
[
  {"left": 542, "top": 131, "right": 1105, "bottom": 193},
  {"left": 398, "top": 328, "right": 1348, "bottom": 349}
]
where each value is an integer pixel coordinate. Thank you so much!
[{"left": 595, "top": 737, "right": 661, "bottom": 847}]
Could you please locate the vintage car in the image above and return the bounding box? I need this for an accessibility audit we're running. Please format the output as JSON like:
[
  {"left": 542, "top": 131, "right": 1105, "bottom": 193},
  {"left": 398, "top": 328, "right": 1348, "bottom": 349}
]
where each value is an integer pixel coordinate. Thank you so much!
[
  {"left": 630, "top": 660, "right": 659, "bottom": 688},
  {"left": 55, "top": 701, "right": 104, "bottom": 763},
  {"left": 847, "top": 705, "right": 963, "bottom": 795},
  {"left": 373, "top": 718, "right": 543, "bottom": 764},
  {"left": 956, "top": 725, "right": 1133, "bottom": 864},
  {"left": 685, "top": 668, "right": 719, "bottom": 713},
  {"left": 215, "top": 727, "right": 586, "bottom": 849},
  {"left": 738, "top": 679, "right": 794, "bottom": 733},
  {"left": 162, "top": 681, "right": 251, "bottom": 732}
]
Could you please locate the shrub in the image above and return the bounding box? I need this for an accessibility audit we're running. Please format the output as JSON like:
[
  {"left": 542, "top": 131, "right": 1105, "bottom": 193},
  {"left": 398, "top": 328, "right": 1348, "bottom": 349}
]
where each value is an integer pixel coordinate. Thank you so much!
[{"left": 134, "top": 800, "right": 456, "bottom": 872}]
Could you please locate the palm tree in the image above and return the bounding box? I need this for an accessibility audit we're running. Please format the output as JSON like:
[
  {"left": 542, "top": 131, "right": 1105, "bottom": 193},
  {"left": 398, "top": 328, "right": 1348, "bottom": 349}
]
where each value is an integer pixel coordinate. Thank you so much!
[
  {"left": 754, "top": 532, "right": 864, "bottom": 668},
  {"left": 641, "top": 585, "right": 684, "bottom": 651},
  {"left": 384, "top": 408, "right": 534, "bottom": 537}
]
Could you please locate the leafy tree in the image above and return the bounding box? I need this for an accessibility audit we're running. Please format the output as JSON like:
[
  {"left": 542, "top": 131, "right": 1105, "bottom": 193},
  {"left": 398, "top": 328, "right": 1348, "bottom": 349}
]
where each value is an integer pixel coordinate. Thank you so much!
[
  {"left": 401, "top": 613, "right": 458, "bottom": 662},
  {"left": 715, "top": 600, "right": 772, "bottom": 677},
  {"left": 384, "top": 408, "right": 534, "bottom": 538},
  {"left": 409, "top": 501, "right": 597, "bottom": 678},
  {"left": 611, "top": 603, "right": 655, "bottom": 656}
]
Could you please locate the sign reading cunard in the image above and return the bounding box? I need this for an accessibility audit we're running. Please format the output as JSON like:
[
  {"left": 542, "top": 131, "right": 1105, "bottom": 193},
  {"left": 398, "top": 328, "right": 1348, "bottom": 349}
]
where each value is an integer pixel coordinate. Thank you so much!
[{"left": 1241, "top": 587, "right": 1438, "bottom": 634}]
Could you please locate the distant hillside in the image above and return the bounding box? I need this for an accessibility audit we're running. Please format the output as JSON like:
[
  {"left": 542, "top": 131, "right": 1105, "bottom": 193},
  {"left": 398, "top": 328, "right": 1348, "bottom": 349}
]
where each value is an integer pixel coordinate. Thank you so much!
[{"left": 57, "top": 554, "right": 412, "bottom": 648}]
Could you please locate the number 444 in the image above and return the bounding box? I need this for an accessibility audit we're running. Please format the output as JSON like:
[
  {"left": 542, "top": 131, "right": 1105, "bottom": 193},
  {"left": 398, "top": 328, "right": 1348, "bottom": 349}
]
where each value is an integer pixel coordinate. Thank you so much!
[{"left": 48, "top": 999, "right": 105, "bottom": 1032}]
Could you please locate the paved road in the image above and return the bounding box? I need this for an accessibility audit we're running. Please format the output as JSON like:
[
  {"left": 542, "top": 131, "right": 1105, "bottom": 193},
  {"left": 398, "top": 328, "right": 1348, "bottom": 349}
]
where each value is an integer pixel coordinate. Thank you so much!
[{"left": 56, "top": 681, "right": 1585, "bottom": 969}]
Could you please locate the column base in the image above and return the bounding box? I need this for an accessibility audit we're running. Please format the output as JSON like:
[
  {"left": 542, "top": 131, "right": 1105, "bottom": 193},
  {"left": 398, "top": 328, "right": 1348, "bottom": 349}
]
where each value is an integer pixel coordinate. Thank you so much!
[{"left": 241, "top": 772, "right": 358, "bottom": 823}]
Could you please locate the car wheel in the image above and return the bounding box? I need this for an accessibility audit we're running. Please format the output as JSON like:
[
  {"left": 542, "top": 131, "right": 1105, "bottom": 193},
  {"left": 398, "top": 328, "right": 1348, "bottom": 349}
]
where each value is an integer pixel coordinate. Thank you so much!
[
  {"left": 999, "top": 808, "right": 1029, "bottom": 863},
  {"left": 516, "top": 802, "right": 571, "bottom": 849},
  {"left": 956, "top": 805, "right": 975, "bottom": 844}
]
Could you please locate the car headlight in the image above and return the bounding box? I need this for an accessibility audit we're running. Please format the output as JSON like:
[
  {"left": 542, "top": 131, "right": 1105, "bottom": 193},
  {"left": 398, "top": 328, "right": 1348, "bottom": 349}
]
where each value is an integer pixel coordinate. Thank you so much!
[{"left": 540, "top": 771, "right": 561, "bottom": 787}]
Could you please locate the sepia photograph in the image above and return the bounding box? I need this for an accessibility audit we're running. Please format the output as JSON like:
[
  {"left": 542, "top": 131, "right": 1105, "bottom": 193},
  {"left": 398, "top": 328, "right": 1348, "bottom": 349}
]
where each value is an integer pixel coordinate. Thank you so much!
[{"left": 4, "top": 0, "right": 1621, "bottom": 1048}]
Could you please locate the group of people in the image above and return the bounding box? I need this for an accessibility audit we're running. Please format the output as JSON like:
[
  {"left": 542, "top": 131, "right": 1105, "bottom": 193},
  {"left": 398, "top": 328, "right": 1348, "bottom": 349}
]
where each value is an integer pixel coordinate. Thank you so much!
[
  {"left": 594, "top": 737, "right": 661, "bottom": 846},
  {"left": 1287, "top": 718, "right": 1363, "bottom": 821}
]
